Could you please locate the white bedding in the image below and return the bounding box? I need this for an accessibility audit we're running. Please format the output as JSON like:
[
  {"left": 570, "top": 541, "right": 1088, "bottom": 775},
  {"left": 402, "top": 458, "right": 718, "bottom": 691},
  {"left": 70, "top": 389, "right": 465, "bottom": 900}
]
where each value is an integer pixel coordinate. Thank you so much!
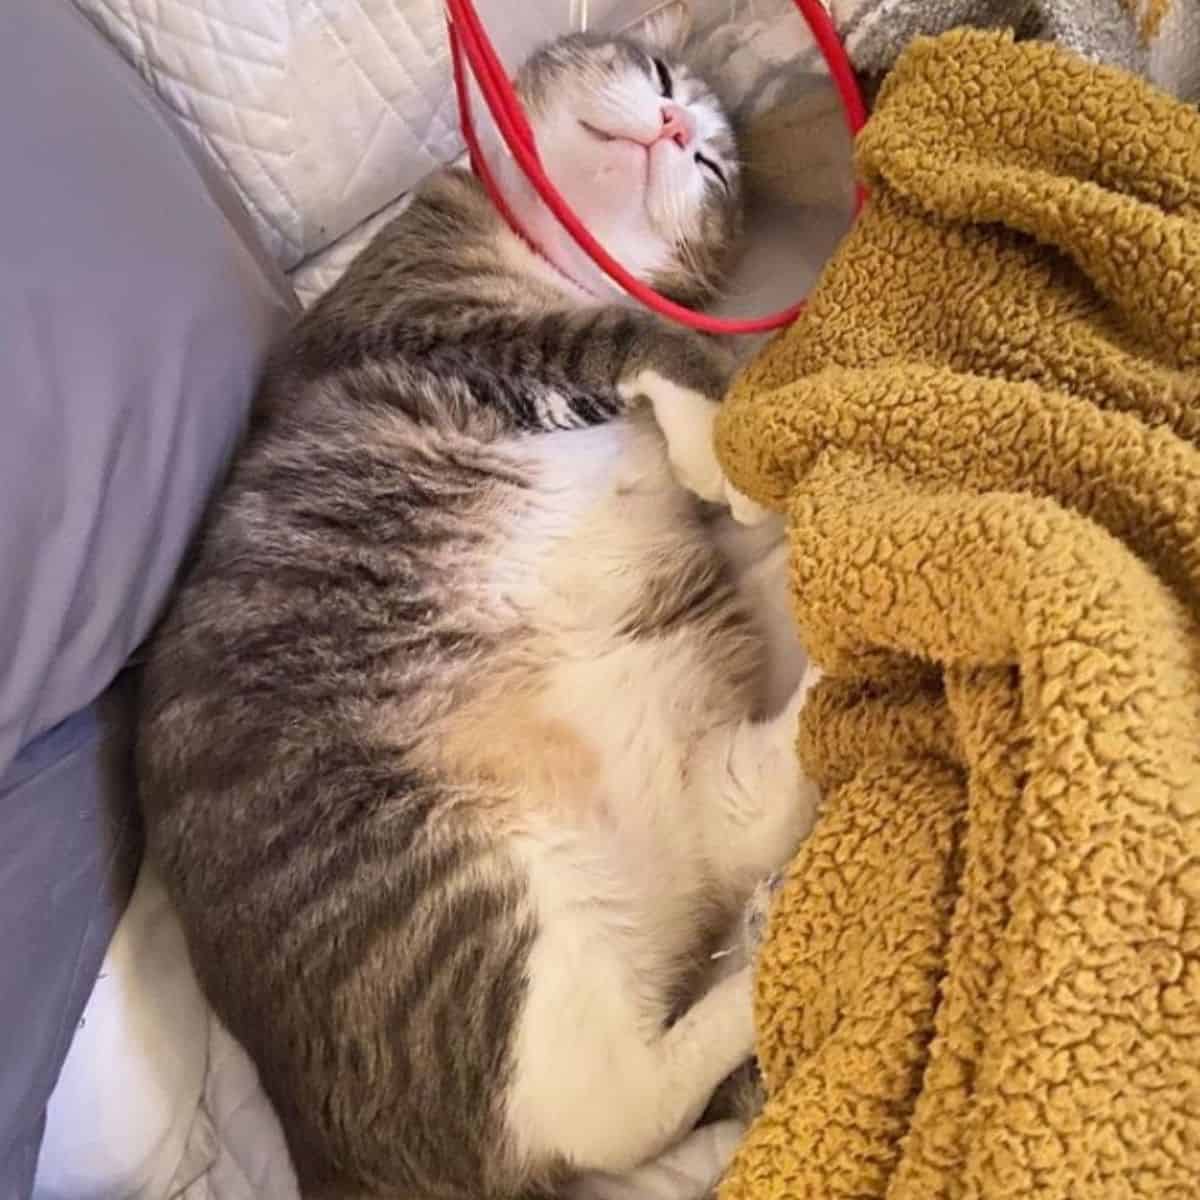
[
  {"left": 33, "top": 866, "right": 767, "bottom": 1200},
  {"left": 43, "top": 2, "right": 845, "bottom": 1196}
]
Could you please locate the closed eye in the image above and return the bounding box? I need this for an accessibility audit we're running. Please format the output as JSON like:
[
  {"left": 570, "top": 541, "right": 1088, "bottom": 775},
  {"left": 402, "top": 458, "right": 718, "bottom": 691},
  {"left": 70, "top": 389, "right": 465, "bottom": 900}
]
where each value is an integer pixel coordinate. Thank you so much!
[
  {"left": 694, "top": 152, "right": 728, "bottom": 190},
  {"left": 652, "top": 57, "right": 673, "bottom": 99}
]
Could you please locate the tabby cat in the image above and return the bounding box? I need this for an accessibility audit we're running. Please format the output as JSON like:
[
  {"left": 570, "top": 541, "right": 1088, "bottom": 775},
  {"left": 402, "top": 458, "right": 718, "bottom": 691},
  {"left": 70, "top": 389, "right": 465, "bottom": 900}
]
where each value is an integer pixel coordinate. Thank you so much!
[{"left": 138, "top": 18, "right": 818, "bottom": 1200}]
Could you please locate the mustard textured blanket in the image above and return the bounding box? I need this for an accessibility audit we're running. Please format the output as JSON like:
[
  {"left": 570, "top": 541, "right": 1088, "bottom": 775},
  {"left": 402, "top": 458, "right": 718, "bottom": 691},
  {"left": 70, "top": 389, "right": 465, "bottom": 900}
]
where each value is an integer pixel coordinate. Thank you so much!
[{"left": 715, "top": 30, "right": 1200, "bottom": 1199}]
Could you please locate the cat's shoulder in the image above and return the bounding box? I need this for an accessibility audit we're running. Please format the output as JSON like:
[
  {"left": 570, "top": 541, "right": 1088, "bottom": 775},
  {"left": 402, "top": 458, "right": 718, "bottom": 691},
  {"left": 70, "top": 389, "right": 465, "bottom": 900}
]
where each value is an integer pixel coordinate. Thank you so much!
[{"left": 408, "top": 165, "right": 501, "bottom": 238}]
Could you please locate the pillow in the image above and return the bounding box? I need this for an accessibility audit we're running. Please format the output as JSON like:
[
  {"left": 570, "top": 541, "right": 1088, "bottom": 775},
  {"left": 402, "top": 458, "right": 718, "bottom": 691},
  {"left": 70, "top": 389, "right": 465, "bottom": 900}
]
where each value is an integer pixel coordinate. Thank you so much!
[{"left": 0, "top": 1, "right": 295, "bottom": 1193}]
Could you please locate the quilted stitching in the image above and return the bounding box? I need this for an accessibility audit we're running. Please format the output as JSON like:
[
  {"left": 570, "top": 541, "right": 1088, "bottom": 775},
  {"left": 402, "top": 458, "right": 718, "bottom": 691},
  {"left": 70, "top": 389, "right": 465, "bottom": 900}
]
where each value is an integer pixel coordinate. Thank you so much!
[
  {"left": 76, "top": 0, "right": 300, "bottom": 262},
  {"left": 74, "top": 0, "right": 466, "bottom": 268},
  {"left": 72, "top": 0, "right": 816, "bottom": 276}
]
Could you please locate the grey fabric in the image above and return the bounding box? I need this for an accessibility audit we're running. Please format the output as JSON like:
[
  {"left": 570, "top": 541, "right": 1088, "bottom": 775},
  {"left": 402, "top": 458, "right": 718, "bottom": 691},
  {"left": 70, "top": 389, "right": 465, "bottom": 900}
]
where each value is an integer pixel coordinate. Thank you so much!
[
  {"left": 844, "top": 0, "right": 1035, "bottom": 76},
  {"left": 1, "top": 693, "right": 140, "bottom": 1200},
  {"left": 0, "top": 0, "right": 296, "bottom": 774},
  {"left": 838, "top": 0, "right": 1200, "bottom": 90},
  {"left": 0, "top": 2, "right": 295, "bottom": 1195}
]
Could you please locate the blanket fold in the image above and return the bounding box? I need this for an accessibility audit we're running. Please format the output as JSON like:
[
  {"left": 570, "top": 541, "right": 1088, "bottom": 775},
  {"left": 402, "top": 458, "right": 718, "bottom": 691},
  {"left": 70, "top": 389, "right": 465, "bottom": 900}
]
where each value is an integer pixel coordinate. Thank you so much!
[{"left": 716, "top": 29, "right": 1200, "bottom": 1199}]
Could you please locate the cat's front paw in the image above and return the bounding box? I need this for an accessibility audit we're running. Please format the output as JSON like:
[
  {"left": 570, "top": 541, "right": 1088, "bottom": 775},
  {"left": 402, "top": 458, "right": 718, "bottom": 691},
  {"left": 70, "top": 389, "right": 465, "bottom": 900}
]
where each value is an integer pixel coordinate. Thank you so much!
[
  {"left": 621, "top": 371, "right": 769, "bottom": 526},
  {"left": 658, "top": 390, "right": 725, "bottom": 504},
  {"left": 726, "top": 483, "right": 770, "bottom": 527}
]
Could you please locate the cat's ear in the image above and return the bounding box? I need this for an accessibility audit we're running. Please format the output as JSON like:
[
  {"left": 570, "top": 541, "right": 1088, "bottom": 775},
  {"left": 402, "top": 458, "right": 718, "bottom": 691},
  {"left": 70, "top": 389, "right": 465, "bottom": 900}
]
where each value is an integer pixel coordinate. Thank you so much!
[{"left": 633, "top": 1, "right": 693, "bottom": 54}]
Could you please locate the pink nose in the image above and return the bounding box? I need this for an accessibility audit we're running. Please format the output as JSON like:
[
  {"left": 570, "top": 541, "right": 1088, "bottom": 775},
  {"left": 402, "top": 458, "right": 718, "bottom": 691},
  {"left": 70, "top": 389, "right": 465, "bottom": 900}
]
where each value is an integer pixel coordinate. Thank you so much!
[{"left": 657, "top": 102, "right": 695, "bottom": 148}]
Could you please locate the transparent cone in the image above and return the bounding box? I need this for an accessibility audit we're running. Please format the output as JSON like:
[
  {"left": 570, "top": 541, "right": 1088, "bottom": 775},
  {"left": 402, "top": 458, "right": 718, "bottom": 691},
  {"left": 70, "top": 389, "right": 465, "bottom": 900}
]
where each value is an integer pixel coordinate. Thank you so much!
[{"left": 450, "top": 0, "right": 862, "bottom": 335}]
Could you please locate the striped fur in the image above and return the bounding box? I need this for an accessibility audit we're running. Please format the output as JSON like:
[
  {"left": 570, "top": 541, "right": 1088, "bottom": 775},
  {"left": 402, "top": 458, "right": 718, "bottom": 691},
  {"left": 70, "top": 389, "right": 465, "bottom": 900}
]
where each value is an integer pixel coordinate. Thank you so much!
[{"left": 138, "top": 29, "right": 816, "bottom": 1200}]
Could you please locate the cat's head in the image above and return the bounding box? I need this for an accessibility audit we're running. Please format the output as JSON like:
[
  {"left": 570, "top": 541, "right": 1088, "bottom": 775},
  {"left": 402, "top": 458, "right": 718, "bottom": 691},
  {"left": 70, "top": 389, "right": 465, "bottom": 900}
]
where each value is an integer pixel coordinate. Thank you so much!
[{"left": 503, "top": 17, "right": 743, "bottom": 306}]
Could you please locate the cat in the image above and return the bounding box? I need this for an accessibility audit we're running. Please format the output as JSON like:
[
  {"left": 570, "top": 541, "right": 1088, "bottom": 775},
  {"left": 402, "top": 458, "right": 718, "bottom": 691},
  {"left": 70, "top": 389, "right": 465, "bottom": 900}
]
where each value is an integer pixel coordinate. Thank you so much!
[{"left": 137, "top": 18, "right": 819, "bottom": 1200}]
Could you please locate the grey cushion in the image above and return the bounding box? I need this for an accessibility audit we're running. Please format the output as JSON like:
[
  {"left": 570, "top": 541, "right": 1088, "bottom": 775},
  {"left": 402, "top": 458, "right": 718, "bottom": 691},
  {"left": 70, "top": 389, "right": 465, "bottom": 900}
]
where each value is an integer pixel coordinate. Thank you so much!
[{"left": 0, "top": 2, "right": 296, "bottom": 1194}]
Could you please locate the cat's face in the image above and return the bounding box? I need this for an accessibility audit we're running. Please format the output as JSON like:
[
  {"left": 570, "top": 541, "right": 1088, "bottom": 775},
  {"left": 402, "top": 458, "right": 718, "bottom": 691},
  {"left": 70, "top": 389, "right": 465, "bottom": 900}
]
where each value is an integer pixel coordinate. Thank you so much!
[{"left": 508, "top": 30, "right": 743, "bottom": 305}]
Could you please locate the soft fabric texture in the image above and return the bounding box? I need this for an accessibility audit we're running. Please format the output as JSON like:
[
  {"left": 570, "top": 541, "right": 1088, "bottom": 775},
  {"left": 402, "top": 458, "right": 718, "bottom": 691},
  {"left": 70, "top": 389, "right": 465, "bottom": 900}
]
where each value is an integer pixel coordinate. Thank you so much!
[
  {"left": 1, "top": 699, "right": 139, "bottom": 1200},
  {"left": 831, "top": 0, "right": 1200, "bottom": 91},
  {"left": 0, "top": 1, "right": 293, "bottom": 1196},
  {"left": 35, "top": 864, "right": 299, "bottom": 1200},
  {"left": 0, "top": 0, "right": 295, "bottom": 779},
  {"left": 744, "top": 0, "right": 1200, "bottom": 215},
  {"left": 716, "top": 29, "right": 1200, "bottom": 1199}
]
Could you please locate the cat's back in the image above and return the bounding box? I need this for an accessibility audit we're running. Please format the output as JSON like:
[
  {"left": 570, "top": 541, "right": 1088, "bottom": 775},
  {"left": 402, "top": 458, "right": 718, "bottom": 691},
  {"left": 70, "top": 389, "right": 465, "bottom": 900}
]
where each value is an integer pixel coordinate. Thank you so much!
[{"left": 140, "top": 167, "right": 572, "bottom": 819}]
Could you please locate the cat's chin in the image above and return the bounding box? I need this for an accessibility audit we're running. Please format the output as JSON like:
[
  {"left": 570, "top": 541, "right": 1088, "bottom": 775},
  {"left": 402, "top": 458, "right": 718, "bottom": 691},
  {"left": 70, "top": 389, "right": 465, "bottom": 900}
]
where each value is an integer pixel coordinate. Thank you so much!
[
  {"left": 644, "top": 146, "right": 697, "bottom": 232},
  {"left": 576, "top": 124, "right": 650, "bottom": 185},
  {"left": 496, "top": 152, "right": 688, "bottom": 303},
  {"left": 570, "top": 149, "right": 651, "bottom": 214}
]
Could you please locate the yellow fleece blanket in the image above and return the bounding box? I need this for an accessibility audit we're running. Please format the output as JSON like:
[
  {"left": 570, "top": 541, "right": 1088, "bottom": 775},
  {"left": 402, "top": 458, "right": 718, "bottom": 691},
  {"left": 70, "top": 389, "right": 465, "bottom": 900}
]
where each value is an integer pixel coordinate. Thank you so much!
[{"left": 716, "top": 29, "right": 1200, "bottom": 1200}]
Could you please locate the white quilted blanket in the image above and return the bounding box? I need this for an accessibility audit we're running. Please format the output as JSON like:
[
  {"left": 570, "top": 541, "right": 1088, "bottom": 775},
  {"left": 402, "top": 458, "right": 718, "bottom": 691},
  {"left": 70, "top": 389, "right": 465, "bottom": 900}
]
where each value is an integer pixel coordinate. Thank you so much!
[{"left": 73, "top": 0, "right": 470, "bottom": 269}]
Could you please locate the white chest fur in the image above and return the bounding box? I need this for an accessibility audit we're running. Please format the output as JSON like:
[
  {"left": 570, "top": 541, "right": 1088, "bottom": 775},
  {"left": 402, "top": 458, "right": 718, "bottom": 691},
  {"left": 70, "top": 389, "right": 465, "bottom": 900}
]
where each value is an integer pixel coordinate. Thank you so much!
[{"left": 495, "top": 418, "right": 818, "bottom": 1176}]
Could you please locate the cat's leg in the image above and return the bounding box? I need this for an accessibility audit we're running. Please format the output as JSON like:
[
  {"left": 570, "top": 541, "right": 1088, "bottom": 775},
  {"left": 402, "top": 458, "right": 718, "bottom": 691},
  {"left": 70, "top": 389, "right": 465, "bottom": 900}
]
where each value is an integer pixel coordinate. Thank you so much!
[
  {"left": 505, "top": 870, "right": 755, "bottom": 1173},
  {"left": 712, "top": 532, "right": 807, "bottom": 716},
  {"left": 567, "top": 1119, "right": 747, "bottom": 1200},
  {"left": 609, "top": 320, "right": 762, "bottom": 523},
  {"left": 513, "top": 963, "right": 753, "bottom": 1173},
  {"left": 618, "top": 369, "right": 768, "bottom": 526},
  {"left": 688, "top": 669, "right": 824, "bottom": 897},
  {"left": 449, "top": 303, "right": 765, "bottom": 524},
  {"left": 529, "top": 307, "right": 766, "bottom": 523}
]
